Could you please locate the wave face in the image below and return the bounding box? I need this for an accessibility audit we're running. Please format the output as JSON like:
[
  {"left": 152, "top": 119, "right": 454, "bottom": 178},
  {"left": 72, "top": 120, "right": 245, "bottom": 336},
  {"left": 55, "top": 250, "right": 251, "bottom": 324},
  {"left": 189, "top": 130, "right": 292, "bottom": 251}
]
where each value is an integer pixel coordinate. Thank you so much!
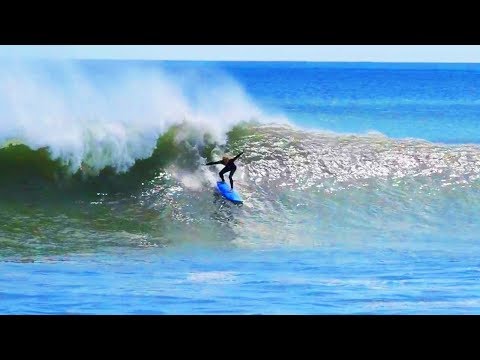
[
  {"left": 1, "top": 121, "right": 480, "bottom": 257},
  {"left": 1, "top": 61, "right": 480, "bottom": 258}
]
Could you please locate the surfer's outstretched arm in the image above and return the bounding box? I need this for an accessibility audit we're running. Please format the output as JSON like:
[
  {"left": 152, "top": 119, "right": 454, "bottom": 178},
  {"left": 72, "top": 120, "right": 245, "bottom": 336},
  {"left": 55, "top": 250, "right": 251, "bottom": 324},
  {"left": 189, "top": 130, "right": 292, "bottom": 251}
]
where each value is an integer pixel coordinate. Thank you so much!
[
  {"left": 205, "top": 160, "right": 223, "bottom": 166},
  {"left": 232, "top": 151, "right": 244, "bottom": 162}
]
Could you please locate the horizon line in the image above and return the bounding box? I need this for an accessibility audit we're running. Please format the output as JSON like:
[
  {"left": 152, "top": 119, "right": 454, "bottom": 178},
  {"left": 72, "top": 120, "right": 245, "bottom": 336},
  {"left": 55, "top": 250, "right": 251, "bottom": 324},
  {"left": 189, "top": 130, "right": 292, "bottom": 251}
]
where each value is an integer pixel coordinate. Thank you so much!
[{"left": 10, "top": 58, "right": 480, "bottom": 64}]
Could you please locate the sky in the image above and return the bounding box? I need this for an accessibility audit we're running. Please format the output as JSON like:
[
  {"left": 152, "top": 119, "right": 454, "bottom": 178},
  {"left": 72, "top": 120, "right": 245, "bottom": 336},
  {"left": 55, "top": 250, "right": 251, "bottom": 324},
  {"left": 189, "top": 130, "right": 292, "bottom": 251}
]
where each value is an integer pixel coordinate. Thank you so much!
[{"left": 0, "top": 45, "right": 479, "bottom": 63}]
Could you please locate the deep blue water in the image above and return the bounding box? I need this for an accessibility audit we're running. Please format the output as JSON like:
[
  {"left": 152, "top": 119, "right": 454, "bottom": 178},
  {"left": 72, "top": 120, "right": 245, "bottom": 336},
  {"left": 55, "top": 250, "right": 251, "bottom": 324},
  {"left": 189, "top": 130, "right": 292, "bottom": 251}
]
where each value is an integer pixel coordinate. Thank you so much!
[{"left": 217, "top": 62, "right": 480, "bottom": 143}]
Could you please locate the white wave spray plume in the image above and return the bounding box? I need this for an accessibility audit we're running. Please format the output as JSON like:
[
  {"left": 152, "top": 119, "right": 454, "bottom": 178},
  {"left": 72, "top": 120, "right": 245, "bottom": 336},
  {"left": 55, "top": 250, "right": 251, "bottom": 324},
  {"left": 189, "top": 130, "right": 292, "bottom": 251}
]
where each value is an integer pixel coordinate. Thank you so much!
[{"left": 0, "top": 60, "right": 287, "bottom": 173}]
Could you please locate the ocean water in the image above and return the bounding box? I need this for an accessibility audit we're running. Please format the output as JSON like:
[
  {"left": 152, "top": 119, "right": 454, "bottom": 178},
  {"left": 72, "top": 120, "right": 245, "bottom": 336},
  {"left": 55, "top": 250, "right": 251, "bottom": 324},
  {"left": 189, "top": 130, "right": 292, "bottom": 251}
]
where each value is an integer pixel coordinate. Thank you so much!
[{"left": 1, "top": 60, "right": 479, "bottom": 314}]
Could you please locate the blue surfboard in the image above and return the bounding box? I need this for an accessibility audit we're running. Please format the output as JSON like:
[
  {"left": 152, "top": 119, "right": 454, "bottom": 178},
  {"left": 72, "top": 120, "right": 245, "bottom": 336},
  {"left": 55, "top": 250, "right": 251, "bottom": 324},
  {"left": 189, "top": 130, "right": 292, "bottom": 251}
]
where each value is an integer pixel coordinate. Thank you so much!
[{"left": 216, "top": 181, "right": 243, "bottom": 204}]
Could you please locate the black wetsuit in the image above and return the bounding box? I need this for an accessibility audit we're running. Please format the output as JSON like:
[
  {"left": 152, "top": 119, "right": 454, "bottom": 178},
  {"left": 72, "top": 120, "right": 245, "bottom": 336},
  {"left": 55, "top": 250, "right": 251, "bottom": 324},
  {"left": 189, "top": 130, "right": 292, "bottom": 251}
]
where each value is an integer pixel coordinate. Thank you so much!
[{"left": 206, "top": 152, "right": 244, "bottom": 189}]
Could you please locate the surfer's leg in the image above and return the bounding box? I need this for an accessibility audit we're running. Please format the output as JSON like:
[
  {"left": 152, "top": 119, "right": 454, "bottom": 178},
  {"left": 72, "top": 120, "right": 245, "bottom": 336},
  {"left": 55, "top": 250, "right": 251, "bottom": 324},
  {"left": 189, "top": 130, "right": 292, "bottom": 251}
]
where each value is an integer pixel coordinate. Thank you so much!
[
  {"left": 229, "top": 166, "right": 236, "bottom": 189},
  {"left": 219, "top": 167, "right": 228, "bottom": 182}
]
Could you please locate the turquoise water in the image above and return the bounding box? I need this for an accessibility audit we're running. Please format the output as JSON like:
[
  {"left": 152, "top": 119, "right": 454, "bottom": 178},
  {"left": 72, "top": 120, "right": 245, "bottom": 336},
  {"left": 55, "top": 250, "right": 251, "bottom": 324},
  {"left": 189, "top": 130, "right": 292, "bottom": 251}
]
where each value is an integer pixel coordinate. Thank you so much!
[{"left": 1, "top": 60, "right": 479, "bottom": 314}]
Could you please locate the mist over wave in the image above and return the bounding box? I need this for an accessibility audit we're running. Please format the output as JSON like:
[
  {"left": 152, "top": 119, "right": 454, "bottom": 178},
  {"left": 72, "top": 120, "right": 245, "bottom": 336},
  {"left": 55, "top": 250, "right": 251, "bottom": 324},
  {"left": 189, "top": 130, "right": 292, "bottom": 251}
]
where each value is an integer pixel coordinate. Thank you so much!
[{"left": 0, "top": 60, "right": 286, "bottom": 174}]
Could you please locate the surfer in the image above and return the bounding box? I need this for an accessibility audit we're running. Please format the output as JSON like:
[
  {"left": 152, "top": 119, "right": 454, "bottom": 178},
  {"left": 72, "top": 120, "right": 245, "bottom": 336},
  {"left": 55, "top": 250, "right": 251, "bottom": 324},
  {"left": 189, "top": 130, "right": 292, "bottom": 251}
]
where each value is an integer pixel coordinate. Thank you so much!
[{"left": 206, "top": 151, "right": 244, "bottom": 190}]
